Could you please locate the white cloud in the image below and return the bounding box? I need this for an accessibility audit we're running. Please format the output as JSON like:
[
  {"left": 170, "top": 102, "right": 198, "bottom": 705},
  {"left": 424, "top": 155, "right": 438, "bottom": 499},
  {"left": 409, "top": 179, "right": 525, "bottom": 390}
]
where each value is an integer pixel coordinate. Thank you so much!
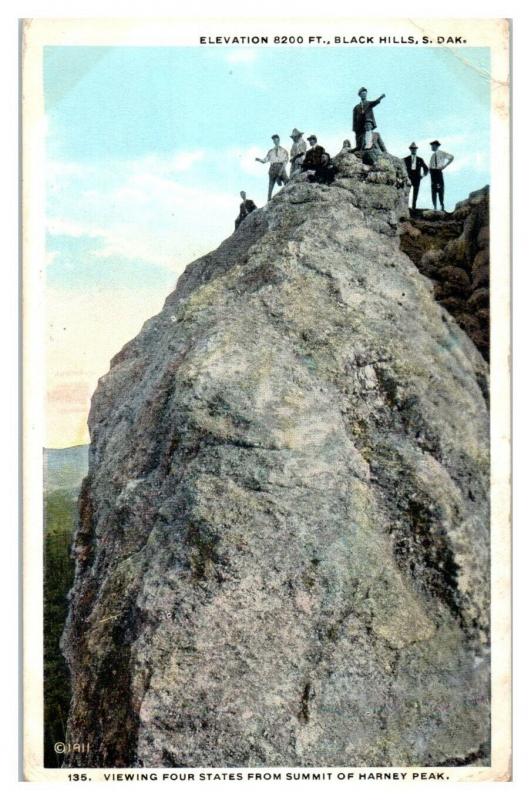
[
  {"left": 445, "top": 151, "right": 488, "bottom": 175},
  {"left": 47, "top": 150, "right": 236, "bottom": 273},
  {"left": 226, "top": 145, "right": 267, "bottom": 177},
  {"left": 47, "top": 217, "right": 106, "bottom": 239}
]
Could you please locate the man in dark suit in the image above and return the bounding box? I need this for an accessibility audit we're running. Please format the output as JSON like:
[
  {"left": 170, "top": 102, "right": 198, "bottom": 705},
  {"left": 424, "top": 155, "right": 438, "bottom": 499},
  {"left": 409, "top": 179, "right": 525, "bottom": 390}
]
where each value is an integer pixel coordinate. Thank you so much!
[
  {"left": 352, "top": 87, "right": 386, "bottom": 150},
  {"left": 403, "top": 142, "right": 429, "bottom": 210},
  {"left": 307, "top": 149, "right": 338, "bottom": 185},
  {"left": 234, "top": 191, "right": 257, "bottom": 229},
  {"left": 301, "top": 135, "right": 320, "bottom": 169}
]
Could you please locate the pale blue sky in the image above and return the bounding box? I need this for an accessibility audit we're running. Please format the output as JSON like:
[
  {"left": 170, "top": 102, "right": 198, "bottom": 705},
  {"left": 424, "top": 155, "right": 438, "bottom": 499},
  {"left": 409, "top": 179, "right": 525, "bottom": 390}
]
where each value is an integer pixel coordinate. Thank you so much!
[
  {"left": 45, "top": 45, "right": 490, "bottom": 290},
  {"left": 44, "top": 44, "right": 491, "bottom": 445},
  {"left": 45, "top": 45, "right": 490, "bottom": 160}
]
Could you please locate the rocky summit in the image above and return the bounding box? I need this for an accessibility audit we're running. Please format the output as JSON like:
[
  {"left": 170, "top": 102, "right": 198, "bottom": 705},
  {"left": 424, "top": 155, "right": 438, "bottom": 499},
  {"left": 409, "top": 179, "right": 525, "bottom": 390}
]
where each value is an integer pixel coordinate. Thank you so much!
[{"left": 63, "top": 152, "right": 490, "bottom": 769}]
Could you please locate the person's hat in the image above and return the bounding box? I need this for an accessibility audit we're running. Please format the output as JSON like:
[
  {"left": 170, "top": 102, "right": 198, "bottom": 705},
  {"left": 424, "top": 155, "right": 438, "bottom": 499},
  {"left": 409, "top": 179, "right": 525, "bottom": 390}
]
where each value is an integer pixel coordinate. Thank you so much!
[
  {"left": 409, "top": 142, "right": 418, "bottom": 150},
  {"left": 290, "top": 128, "right": 303, "bottom": 139},
  {"left": 271, "top": 134, "right": 280, "bottom": 140},
  {"left": 307, "top": 134, "right": 317, "bottom": 141},
  {"left": 358, "top": 86, "right": 367, "bottom": 95},
  {"left": 430, "top": 140, "right": 441, "bottom": 147}
]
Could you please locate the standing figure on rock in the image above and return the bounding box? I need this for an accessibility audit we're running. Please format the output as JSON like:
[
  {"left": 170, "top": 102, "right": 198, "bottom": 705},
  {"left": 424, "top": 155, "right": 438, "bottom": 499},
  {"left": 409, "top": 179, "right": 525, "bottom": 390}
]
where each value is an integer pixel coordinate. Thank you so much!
[
  {"left": 353, "top": 87, "right": 386, "bottom": 150},
  {"left": 234, "top": 190, "right": 257, "bottom": 230},
  {"left": 403, "top": 142, "right": 429, "bottom": 211},
  {"left": 289, "top": 128, "right": 307, "bottom": 177},
  {"left": 429, "top": 140, "right": 454, "bottom": 212},
  {"left": 255, "top": 134, "right": 289, "bottom": 201}
]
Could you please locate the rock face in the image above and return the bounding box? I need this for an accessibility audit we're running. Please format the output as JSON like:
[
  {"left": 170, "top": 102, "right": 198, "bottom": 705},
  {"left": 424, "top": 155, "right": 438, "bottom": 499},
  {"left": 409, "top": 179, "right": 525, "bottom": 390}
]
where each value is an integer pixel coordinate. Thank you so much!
[
  {"left": 63, "top": 153, "right": 490, "bottom": 768},
  {"left": 400, "top": 186, "right": 490, "bottom": 360}
]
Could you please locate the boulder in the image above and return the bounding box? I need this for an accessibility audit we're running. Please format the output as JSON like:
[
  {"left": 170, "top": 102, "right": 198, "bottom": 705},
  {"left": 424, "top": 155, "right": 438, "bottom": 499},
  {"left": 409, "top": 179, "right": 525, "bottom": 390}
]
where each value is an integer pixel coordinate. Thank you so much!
[{"left": 63, "top": 154, "right": 490, "bottom": 769}]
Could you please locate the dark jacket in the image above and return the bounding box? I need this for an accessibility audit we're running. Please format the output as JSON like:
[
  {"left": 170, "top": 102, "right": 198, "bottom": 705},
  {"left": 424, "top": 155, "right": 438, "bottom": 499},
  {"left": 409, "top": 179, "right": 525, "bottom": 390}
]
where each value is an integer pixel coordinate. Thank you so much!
[
  {"left": 301, "top": 145, "right": 325, "bottom": 171},
  {"left": 239, "top": 199, "right": 257, "bottom": 215},
  {"left": 304, "top": 149, "right": 337, "bottom": 185},
  {"left": 235, "top": 198, "right": 257, "bottom": 228},
  {"left": 403, "top": 155, "right": 429, "bottom": 183},
  {"left": 352, "top": 98, "right": 382, "bottom": 133}
]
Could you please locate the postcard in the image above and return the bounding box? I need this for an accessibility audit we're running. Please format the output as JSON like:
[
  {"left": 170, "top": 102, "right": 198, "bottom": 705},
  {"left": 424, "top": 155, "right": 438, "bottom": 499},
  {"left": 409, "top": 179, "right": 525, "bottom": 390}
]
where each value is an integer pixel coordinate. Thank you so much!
[{"left": 22, "top": 17, "right": 511, "bottom": 782}]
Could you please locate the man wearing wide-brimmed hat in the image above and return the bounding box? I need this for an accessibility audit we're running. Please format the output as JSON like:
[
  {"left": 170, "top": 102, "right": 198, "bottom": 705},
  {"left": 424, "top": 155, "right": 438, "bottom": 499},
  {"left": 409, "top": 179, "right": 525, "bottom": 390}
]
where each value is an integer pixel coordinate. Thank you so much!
[
  {"left": 255, "top": 134, "right": 289, "bottom": 201},
  {"left": 289, "top": 128, "right": 307, "bottom": 177},
  {"left": 429, "top": 140, "right": 454, "bottom": 212},
  {"left": 403, "top": 142, "right": 429, "bottom": 210},
  {"left": 352, "top": 87, "right": 386, "bottom": 150}
]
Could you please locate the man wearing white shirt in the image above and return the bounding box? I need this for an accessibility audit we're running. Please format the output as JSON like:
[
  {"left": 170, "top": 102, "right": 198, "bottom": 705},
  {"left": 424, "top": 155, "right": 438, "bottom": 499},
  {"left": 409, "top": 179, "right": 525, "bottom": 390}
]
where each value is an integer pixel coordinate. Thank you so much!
[
  {"left": 255, "top": 134, "right": 289, "bottom": 201},
  {"left": 429, "top": 140, "right": 454, "bottom": 212}
]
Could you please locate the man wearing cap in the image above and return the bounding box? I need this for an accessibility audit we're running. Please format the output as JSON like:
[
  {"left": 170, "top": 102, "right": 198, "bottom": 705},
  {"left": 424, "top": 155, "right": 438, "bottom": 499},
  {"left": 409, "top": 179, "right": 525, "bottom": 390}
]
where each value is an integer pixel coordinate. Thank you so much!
[
  {"left": 301, "top": 135, "right": 321, "bottom": 171},
  {"left": 234, "top": 190, "right": 257, "bottom": 230},
  {"left": 429, "top": 140, "right": 454, "bottom": 212},
  {"left": 403, "top": 143, "right": 429, "bottom": 210},
  {"left": 353, "top": 87, "right": 386, "bottom": 150},
  {"left": 255, "top": 135, "right": 289, "bottom": 201},
  {"left": 289, "top": 128, "right": 307, "bottom": 177}
]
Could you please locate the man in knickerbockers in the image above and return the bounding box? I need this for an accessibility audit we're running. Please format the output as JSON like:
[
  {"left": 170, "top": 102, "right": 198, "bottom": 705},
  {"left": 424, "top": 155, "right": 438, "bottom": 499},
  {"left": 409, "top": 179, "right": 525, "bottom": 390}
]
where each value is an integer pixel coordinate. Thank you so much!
[{"left": 429, "top": 140, "right": 454, "bottom": 212}]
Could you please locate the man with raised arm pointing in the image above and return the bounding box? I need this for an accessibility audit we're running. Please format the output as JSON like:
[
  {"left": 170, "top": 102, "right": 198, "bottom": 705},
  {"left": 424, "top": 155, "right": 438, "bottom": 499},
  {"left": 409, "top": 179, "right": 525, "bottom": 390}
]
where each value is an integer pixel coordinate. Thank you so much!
[{"left": 353, "top": 87, "right": 386, "bottom": 150}]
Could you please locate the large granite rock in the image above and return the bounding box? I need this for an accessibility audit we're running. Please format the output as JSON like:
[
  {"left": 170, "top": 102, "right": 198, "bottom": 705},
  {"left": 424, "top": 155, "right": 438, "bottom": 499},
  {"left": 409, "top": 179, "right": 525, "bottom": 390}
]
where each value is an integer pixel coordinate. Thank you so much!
[{"left": 63, "top": 153, "right": 490, "bottom": 768}]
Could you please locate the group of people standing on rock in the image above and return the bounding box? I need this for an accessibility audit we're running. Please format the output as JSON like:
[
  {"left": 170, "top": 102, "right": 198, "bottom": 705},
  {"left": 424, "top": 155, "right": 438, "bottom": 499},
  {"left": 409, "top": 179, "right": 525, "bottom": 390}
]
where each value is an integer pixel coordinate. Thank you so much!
[
  {"left": 352, "top": 86, "right": 455, "bottom": 212},
  {"left": 235, "top": 129, "right": 338, "bottom": 227},
  {"left": 234, "top": 85, "right": 455, "bottom": 228},
  {"left": 254, "top": 129, "right": 338, "bottom": 202}
]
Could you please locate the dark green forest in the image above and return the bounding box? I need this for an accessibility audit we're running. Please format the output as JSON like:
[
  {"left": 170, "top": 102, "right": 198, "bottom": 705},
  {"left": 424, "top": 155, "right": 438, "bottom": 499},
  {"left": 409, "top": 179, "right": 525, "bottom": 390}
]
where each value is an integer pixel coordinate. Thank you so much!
[{"left": 43, "top": 489, "right": 76, "bottom": 768}]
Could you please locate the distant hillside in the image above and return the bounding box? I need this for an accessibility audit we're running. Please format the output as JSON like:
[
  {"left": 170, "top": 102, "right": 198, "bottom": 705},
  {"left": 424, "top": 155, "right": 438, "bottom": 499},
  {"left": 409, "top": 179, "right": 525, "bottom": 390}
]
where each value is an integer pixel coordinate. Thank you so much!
[
  {"left": 44, "top": 445, "right": 89, "bottom": 494},
  {"left": 43, "top": 445, "right": 87, "bottom": 765}
]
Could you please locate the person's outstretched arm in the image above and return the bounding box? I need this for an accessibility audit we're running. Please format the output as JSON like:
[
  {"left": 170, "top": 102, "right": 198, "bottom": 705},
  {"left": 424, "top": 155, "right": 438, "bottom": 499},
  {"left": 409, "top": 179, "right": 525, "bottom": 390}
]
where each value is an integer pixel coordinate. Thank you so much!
[{"left": 370, "top": 93, "right": 386, "bottom": 107}]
